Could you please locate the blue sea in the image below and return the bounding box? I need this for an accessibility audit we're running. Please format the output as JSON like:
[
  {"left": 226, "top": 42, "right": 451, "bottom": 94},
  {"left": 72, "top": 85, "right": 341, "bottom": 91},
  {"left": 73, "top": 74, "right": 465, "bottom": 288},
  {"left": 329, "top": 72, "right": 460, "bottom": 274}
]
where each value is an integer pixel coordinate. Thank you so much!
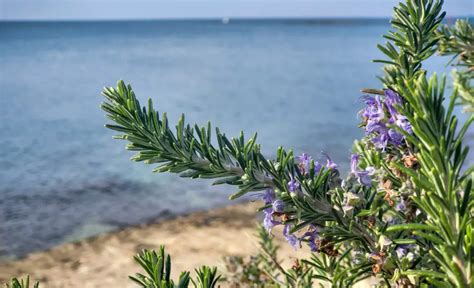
[{"left": 0, "top": 20, "right": 468, "bottom": 259}]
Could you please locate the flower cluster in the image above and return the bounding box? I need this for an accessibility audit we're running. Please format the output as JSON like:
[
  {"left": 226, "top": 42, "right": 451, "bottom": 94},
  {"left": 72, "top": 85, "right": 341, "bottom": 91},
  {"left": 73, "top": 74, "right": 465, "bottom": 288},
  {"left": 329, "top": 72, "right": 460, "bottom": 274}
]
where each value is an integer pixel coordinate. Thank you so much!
[
  {"left": 261, "top": 189, "right": 282, "bottom": 234},
  {"left": 290, "top": 153, "right": 339, "bottom": 199},
  {"left": 296, "top": 153, "right": 337, "bottom": 176},
  {"left": 361, "top": 90, "right": 413, "bottom": 150},
  {"left": 259, "top": 188, "right": 302, "bottom": 249},
  {"left": 259, "top": 92, "right": 416, "bottom": 257},
  {"left": 259, "top": 153, "right": 340, "bottom": 251}
]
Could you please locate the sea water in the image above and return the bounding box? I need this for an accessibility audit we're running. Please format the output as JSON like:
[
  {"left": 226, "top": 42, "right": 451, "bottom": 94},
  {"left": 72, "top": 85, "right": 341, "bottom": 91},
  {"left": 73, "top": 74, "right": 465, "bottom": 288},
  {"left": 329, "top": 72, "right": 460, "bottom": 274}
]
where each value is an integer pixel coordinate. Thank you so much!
[{"left": 0, "top": 20, "right": 467, "bottom": 258}]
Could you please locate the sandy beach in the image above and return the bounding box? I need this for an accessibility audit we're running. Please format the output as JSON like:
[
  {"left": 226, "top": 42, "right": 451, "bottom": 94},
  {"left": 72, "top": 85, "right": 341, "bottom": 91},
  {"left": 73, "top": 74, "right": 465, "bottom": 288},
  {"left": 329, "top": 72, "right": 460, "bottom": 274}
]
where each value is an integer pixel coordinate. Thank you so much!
[{"left": 0, "top": 202, "right": 310, "bottom": 287}]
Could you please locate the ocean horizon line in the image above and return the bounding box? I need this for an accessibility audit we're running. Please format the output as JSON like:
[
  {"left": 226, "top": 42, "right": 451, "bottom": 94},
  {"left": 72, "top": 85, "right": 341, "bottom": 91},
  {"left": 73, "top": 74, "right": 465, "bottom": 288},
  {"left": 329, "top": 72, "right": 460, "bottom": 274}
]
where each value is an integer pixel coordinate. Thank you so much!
[{"left": 1, "top": 15, "right": 471, "bottom": 24}]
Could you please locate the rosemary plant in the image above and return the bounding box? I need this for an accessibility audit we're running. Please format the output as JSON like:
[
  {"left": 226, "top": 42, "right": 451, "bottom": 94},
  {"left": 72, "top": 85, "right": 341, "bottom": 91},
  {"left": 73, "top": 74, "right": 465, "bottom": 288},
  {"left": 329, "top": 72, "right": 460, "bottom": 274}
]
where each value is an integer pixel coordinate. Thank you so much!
[
  {"left": 3, "top": 277, "right": 39, "bottom": 288},
  {"left": 130, "top": 246, "right": 221, "bottom": 288},
  {"left": 99, "top": 0, "right": 473, "bottom": 287},
  {"left": 223, "top": 225, "right": 314, "bottom": 287},
  {"left": 6, "top": 1, "right": 471, "bottom": 287},
  {"left": 437, "top": 19, "right": 474, "bottom": 112}
]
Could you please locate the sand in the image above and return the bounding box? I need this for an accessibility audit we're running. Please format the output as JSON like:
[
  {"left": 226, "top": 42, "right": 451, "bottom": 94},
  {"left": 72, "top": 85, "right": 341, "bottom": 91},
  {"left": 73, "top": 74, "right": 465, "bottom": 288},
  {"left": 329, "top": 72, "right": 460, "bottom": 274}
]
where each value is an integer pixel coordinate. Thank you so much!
[{"left": 0, "top": 203, "right": 312, "bottom": 287}]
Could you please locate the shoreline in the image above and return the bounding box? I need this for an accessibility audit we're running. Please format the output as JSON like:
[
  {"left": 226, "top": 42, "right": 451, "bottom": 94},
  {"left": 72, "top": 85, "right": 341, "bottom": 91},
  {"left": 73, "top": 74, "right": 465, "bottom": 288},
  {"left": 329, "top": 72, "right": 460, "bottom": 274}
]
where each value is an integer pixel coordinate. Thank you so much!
[{"left": 0, "top": 202, "right": 309, "bottom": 287}]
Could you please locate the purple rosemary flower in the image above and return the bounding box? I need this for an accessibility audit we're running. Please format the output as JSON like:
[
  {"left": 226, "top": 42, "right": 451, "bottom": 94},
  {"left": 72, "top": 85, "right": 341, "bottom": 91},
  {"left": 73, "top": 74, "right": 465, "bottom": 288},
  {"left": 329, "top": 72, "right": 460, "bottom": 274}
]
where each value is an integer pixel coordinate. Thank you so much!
[
  {"left": 322, "top": 153, "right": 338, "bottom": 170},
  {"left": 263, "top": 211, "right": 281, "bottom": 234},
  {"left": 365, "top": 120, "right": 388, "bottom": 136},
  {"left": 350, "top": 154, "right": 375, "bottom": 186},
  {"left": 395, "top": 245, "right": 408, "bottom": 259},
  {"left": 395, "top": 244, "right": 416, "bottom": 260},
  {"left": 361, "top": 90, "right": 413, "bottom": 150},
  {"left": 385, "top": 91, "right": 412, "bottom": 144},
  {"left": 261, "top": 188, "right": 275, "bottom": 204},
  {"left": 384, "top": 89, "right": 402, "bottom": 116},
  {"left": 372, "top": 132, "right": 390, "bottom": 150},
  {"left": 385, "top": 90, "right": 411, "bottom": 132},
  {"left": 394, "top": 115, "right": 413, "bottom": 134},
  {"left": 362, "top": 95, "right": 385, "bottom": 122},
  {"left": 365, "top": 119, "right": 391, "bottom": 150},
  {"left": 351, "top": 154, "right": 359, "bottom": 174},
  {"left": 299, "top": 153, "right": 324, "bottom": 175},
  {"left": 298, "top": 153, "right": 312, "bottom": 175},
  {"left": 272, "top": 199, "right": 285, "bottom": 213},
  {"left": 287, "top": 174, "right": 300, "bottom": 192},
  {"left": 314, "top": 161, "right": 322, "bottom": 173},
  {"left": 302, "top": 226, "right": 320, "bottom": 252},
  {"left": 259, "top": 189, "right": 282, "bottom": 233},
  {"left": 395, "top": 198, "right": 407, "bottom": 212},
  {"left": 283, "top": 224, "right": 299, "bottom": 250},
  {"left": 387, "top": 216, "right": 401, "bottom": 225},
  {"left": 326, "top": 158, "right": 338, "bottom": 170},
  {"left": 388, "top": 128, "right": 404, "bottom": 146}
]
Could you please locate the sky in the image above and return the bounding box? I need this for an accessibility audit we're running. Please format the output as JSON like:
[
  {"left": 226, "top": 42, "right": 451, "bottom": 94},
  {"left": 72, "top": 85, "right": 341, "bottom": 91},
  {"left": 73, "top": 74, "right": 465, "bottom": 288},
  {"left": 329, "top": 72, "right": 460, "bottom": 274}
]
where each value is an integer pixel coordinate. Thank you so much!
[{"left": 0, "top": 0, "right": 472, "bottom": 20}]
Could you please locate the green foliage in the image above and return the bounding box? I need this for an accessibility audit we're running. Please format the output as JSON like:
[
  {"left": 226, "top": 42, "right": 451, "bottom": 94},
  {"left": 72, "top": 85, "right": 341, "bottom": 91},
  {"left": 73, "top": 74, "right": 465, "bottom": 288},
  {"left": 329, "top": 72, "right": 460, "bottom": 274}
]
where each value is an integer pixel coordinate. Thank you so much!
[
  {"left": 255, "top": 224, "right": 288, "bottom": 284},
  {"left": 223, "top": 225, "right": 313, "bottom": 287},
  {"left": 101, "top": 78, "right": 366, "bottom": 246},
  {"left": 452, "top": 69, "right": 474, "bottom": 113},
  {"left": 223, "top": 225, "right": 280, "bottom": 286},
  {"left": 191, "top": 267, "right": 221, "bottom": 288},
  {"left": 130, "top": 247, "right": 191, "bottom": 288},
  {"left": 362, "top": 2, "right": 473, "bottom": 287},
  {"left": 4, "top": 277, "right": 39, "bottom": 288},
  {"left": 101, "top": 81, "right": 275, "bottom": 200},
  {"left": 375, "top": 0, "right": 446, "bottom": 85},
  {"left": 130, "top": 247, "right": 221, "bottom": 288},
  {"left": 394, "top": 75, "right": 473, "bottom": 287},
  {"left": 437, "top": 19, "right": 474, "bottom": 112},
  {"left": 371, "top": 2, "right": 473, "bottom": 286},
  {"left": 437, "top": 19, "right": 474, "bottom": 67},
  {"left": 302, "top": 249, "right": 371, "bottom": 288}
]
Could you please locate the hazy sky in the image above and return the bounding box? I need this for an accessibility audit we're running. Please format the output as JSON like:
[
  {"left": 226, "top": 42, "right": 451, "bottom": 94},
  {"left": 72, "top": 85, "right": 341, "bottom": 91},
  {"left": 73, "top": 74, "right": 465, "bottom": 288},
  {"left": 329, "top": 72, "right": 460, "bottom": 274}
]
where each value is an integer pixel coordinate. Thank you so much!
[{"left": 1, "top": 0, "right": 472, "bottom": 20}]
